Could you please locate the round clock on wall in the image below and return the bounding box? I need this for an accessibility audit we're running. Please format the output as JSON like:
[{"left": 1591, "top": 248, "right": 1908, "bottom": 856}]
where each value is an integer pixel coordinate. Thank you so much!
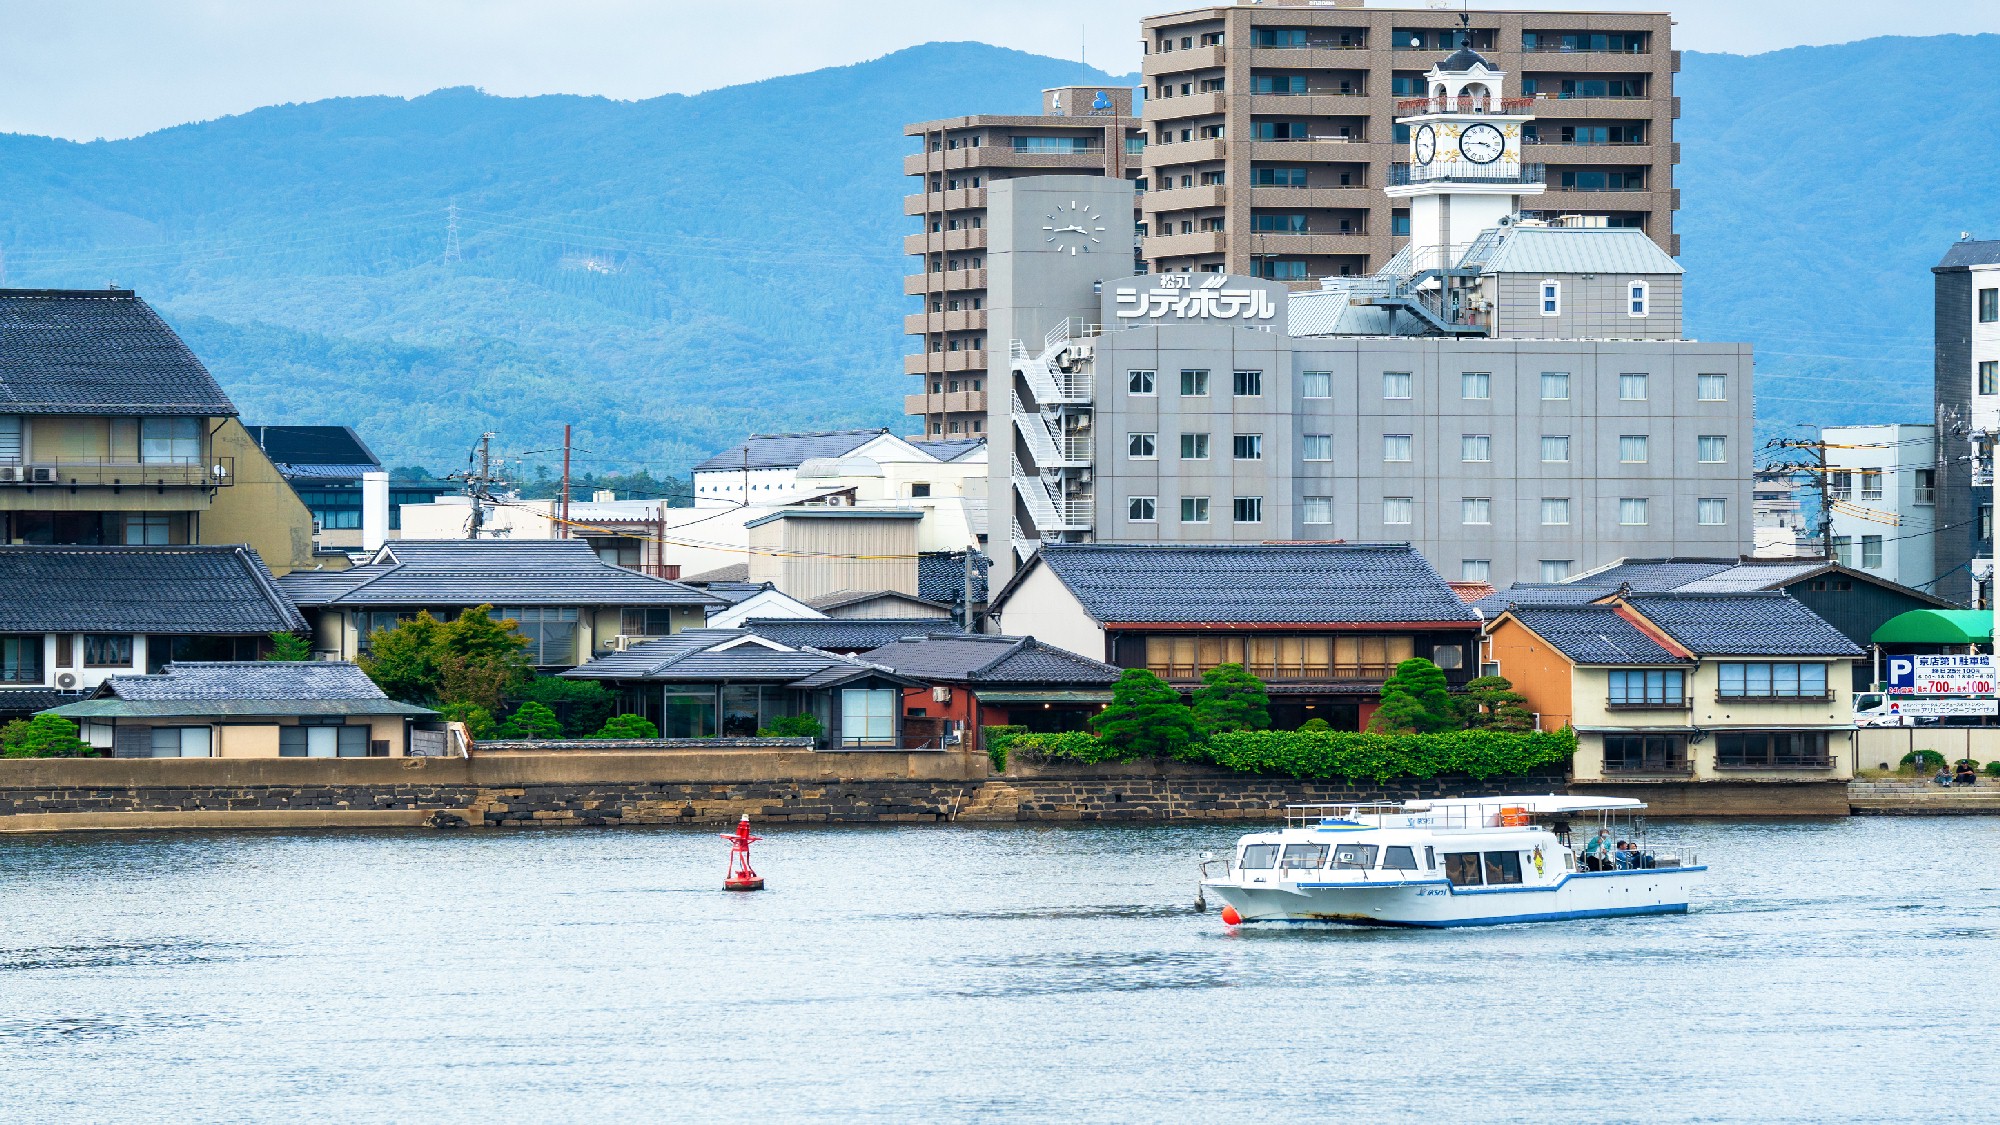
[
  {"left": 1458, "top": 122, "right": 1505, "bottom": 165},
  {"left": 1413, "top": 124, "right": 1437, "bottom": 166},
  {"left": 1044, "top": 201, "right": 1105, "bottom": 255}
]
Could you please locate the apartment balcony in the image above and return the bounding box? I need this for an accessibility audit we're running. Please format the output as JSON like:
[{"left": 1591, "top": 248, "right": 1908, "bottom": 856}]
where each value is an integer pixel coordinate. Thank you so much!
[
  {"left": 1145, "top": 230, "right": 1228, "bottom": 258},
  {"left": 1245, "top": 231, "right": 1373, "bottom": 255},
  {"left": 902, "top": 227, "right": 989, "bottom": 255},
  {"left": 904, "top": 350, "right": 990, "bottom": 376},
  {"left": 1142, "top": 44, "right": 1225, "bottom": 72},
  {"left": 1247, "top": 93, "right": 1372, "bottom": 117},
  {"left": 905, "top": 390, "right": 988, "bottom": 417},
  {"left": 904, "top": 308, "right": 988, "bottom": 335},
  {"left": 903, "top": 187, "right": 987, "bottom": 216},
  {"left": 1522, "top": 93, "right": 1679, "bottom": 121},
  {"left": 1148, "top": 91, "right": 1225, "bottom": 120},
  {"left": 1387, "top": 162, "right": 1547, "bottom": 188},
  {"left": 1143, "top": 137, "right": 1227, "bottom": 164},
  {"left": 904, "top": 268, "right": 986, "bottom": 296},
  {"left": 1538, "top": 188, "right": 1679, "bottom": 215},
  {"left": 1396, "top": 95, "right": 1538, "bottom": 116},
  {"left": 0, "top": 457, "right": 234, "bottom": 490},
  {"left": 903, "top": 146, "right": 1112, "bottom": 177},
  {"left": 1145, "top": 183, "right": 1228, "bottom": 210},
  {"left": 1247, "top": 186, "right": 1377, "bottom": 209},
  {"left": 1241, "top": 46, "right": 1370, "bottom": 71},
  {"left": 1245, "top": 139, "right": 1386, "bottom": 163},
  {"left": 1523, "top": 141, "right": 1669, "bottom": 165}
]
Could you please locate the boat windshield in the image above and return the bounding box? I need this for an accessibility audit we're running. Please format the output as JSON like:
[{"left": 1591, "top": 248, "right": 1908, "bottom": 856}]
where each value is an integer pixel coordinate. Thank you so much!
[
  {"left": 1332, "top": 844, "right": 1378, "bottom": 870},
  {"left": 1241, "top": 843, "right": 1279, "bottom": 870},
  {"left": 1280, "top": 843, "right": 1328, "bottom": 870}
]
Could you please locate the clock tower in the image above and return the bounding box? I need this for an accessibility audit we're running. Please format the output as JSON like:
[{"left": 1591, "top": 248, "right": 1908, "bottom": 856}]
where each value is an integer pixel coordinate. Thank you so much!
[{"left": 1384, "top": 30, "right": 1544, "bottom": 272}]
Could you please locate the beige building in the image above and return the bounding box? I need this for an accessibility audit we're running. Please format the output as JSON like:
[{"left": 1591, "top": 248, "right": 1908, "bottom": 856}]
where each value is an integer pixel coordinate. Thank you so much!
[
  {"left": 1140, "top": 2, "right": 1678, "bottom": 281},
  {"left": 903, "top": 88, "right": 1146, "bottom": 439}
]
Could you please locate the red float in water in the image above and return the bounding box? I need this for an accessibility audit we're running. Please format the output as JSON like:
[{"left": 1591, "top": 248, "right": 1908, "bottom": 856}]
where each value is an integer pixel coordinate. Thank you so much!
[
  {"left": 1220, "top": 905, "right": 1242, "bottom": 926},
  {"left": 721, "top": 814, "right": 765, "bottom": 891}
]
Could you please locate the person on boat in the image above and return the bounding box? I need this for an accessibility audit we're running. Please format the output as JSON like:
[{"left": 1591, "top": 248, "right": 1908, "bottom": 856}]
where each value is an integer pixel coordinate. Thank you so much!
[
  {"left": 1613, "top": 841, "right": 1638, "bottom": 869},
  {"left": 1581, "top": 828, "right": 1615, "bottom": 871}
]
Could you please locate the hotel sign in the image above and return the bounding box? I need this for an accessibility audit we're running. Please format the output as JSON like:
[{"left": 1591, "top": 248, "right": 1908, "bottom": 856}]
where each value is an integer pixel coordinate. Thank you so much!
[{"left": 1112, "top": 274, "right": 1280, "bottom": 322}]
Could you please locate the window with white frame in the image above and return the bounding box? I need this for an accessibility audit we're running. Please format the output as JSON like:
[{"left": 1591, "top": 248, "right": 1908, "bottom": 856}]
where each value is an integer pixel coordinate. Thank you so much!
[
  {"left": 1180, "top": 496, "right": 1209, "bottom": 523},
  {"left": 1233, "top": 434, "right": 1264, "bottom": 460},
  {"left": 1128, "top": 433, "right": 1156, "bottom": 459},
  {"left": 1179, "top": 433, "right": 1210, "bottom": 459},
  {"left": 1461, "top": 560, "right": 1491, "bottom": 582},
  {"left": 1620, "top": 435, "right": 1649, "bottom": 463},
  {"left": 1301, "top": 371, "right": 1332, "bottom": 398},
  {"left": 1698, "top": 498, "right": 1727, "bottom": 526},
  {"left": 1862, "top": 535, "right": 1883, "bottom": 568},
  {"left": 1860, "top": 469, "right": 1883, "bottom": 500},
  {"left": 1462, "top": 372, "right": 1491, "bottom": 400},
  {"left": 1382, "top": 372, "right": 1412, "bottom": 399},
  {"left": 1540, "top": 560, "right": 1573, "bottom": 582},
  {"left": 1541, "top": 435, "right": 1570, "bottom": 462},
  {"left": 1233, "top": 496, "right": 1263, "bottom": 523},
  {"left": 1128, "top": 370, "right": 1156, "bottom": 395},
  {"left": 1619, "top": 373, "right": 1648, "bottom": 401},
  {"left": 1628, "top": 280, "right": 1649, "bottom": 317},
  {"left": 1383, "top": 434, "right": 1412, "bottom": 462},
  {"left": 1697, "top": 374, "right": 1727, "bottom": 401},
  {"left": 150, "top": 726, "right": 214, "bottom": 758},
  {"left": 1540, "top": 372, "right": 1570, "bottom": 400},
  {"left": 1462, "top": 497, "right": 1491, "bottom": 525},
  {"left": 141, "top": 417, "right": 201, "bottom": 463},
  {"left": 1180, "top": 369, "right": 1209, "bottom": 396},
  {"left": 1461, "top": 434, "right": 1491, "bottom": 462},
  {"left": 1233, "top": 370, "right": 1263, "bottom": 396},
  {"left": 1542, "top": 498, "right": 1571, "bottom": 525},
  {"left": 1302, "top": 496, "right": 1333, "bottom": 524},
  {"left": 1619, "top": 498, "right": 1649, "bottom": 525},
  {"left": 839, "top": 688, "right": 898, "bottom": 746},
  {"left": 1128, "top": 497, "right": 1156, "bottom": 522},
  {"left": 1302, "top": 434, "right": 1332, "bottom": 461},
  {"left": 1696, "top": 435, "right": 1726, "bottom": 463},
  {"left": 1383, "top": 497, "right": 1413, "bottom": 525},
  {"left": 1540, "top": 280, "right": 1561, "bottom": 316}
]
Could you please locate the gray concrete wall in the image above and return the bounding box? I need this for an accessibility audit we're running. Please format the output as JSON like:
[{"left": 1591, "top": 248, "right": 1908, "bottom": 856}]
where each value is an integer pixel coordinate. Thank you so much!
[{"left": 1490, "top": 272, "right": 1683, "bottom": 340}]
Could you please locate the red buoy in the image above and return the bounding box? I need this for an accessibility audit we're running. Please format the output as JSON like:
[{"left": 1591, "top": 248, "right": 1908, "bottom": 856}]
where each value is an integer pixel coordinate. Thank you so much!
[
  {"left": 1220, "top": 904, "right": 1242, "bottom": 926},
  {"left": 720, "top": 814, "right": 764, "bottom": 891}
]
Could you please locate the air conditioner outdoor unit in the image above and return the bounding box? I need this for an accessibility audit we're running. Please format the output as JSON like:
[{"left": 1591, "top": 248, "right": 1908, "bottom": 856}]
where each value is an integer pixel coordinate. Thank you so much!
[
  {"left": 932, "top": 685, "right": 953, "bottom": 703},
  {"left": 29, "top": 467, "right": 58, "bottom": 483},
  {"left": 0, "top": 466, "right": 23, "bottom": 483},
  {"left": 56, "top": 672, "right": 78, "bottom": 689}
]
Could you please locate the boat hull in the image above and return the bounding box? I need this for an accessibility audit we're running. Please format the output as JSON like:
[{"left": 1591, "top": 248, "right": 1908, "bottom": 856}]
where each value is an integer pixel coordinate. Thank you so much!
[{"left": 1205, "top": 867, "right": 1705, "bottom": 928}]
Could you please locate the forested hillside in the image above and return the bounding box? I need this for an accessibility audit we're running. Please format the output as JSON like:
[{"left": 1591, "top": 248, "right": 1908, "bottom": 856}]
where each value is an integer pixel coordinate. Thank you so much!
[{"left": 1, "top": 36, "right": 1996, "bottom": 472}]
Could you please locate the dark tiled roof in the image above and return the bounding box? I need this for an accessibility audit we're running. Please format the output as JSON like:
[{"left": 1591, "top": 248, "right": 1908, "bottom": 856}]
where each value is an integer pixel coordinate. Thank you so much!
[
  {"left": 699, "top": 581, "right": 772, "bottom": 606},
  {"left": 692, "top": 429, "right": 887, "bottom": 472},
  {"left": 1438, "top": 45, "right": 1495, "bottom": 72},
  {"left": 744, "top": 618, "right": 958, "bottom": 653},
  {"left": 910, "top": 438, "right": 985, "bottom": 462},
  {"left": 563, "top": 629, "right": 913, "bottom": 687},
  {"left": 1472, "top": 583, "right": 1615, "bottom": 615},
  {"left": 1010, "top": 543, "right": 1476, "bottom": 625},
  {"left": 98, "top": 661, "right": 389, "bottom": 701},
  {"left": 0, "top": 545, "right": 305, "bottom": 634},
  {"left": 1577, "top": 559, "right": 1736, "bottom": 591},
  {"left": 1938, "top": 240, "right": 2000, "bottom": 269},
  {"left": 1508, "top": 606, "right": 1688, "bottom": 666},
  {"left": 248, "top": 425, "right": 380, "bottom": 474},
  {"left": 276, "top": 540, "right": 720, "bottom": 608},
  {"left": 0, "top": 689, "right": 88, "bottom": 715},
  {"left": 1625, "top": 593, "right": 1865, "bottom": 657},
  {"left": 682, "top": 563, "right": 751, "bottom": 583},
  {"left": 0, "top": 289, "right": 236, "bottom": 416},
  {"left": 860, "top": 633, "right": 1120, "bottom": 685},
  {"left": 919, "top": 550, "right": 990, "bottom": 605},
  {"left": 806, "top": 589, "right": 952, "bottom": 614}
]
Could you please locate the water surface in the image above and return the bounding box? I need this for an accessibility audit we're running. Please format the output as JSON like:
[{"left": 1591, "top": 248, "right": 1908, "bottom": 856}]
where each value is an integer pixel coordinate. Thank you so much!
[{"left": 2, "top": 818, "right": 1994, "bottom": 1121}]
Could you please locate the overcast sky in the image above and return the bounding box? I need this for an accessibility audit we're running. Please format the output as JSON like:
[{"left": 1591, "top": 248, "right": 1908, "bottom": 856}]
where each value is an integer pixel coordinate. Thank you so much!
[{"left": 4, "top": 0, "right": 1996, "bottom": 141}]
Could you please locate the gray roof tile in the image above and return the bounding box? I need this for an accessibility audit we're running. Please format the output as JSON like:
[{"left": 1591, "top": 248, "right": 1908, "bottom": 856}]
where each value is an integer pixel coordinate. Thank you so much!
[
  {"left": 0, "top": 545, "right": 305, "bottom": 634},
  {"left": 0, "top": 289, "right": 236, "bottom": 415},
  {"left": 99, "top": 661, "right": 391, "bottom": 701},
  {"left": 276, "top": 539, "right": 720, "bottom": 608},
  {"left": 744, "top": 618, "right": 955, "bottom": 652},
  {"left": 860, "top": 633, "right": 1121, "bottom": 685},
  {"left": 1011, "top": 543, "right": 1477, "bottom": 625},
  {"left": 563, "top": 629, "right": 913, "bottom": 687},
  {"left": 692, "top": 429, "right": 888, "bottom": 472},
  {"left": 1509, "top": 606, "right": 1688, "bottom": 665},
  {"left": 919, "top": 550, "right": 990, "bottom": 605},
  {"left": 1625, "top": 593, "right": 1865, "bottom": 657}
]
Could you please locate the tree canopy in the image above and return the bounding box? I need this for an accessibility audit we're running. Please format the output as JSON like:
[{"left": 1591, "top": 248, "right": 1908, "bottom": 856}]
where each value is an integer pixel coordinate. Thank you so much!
[
  {"left": 1190, "top": 662, "right": 1271, "bottom": 734},
  {"left": 359, "top": 606, "right": 532, "bottom": 710},
  {"left": 1369, "top": 658, "right": 1456, "bottom": 734},
  {"left": 1091, "top": 668, "right": 1201, "bottom": 758}
]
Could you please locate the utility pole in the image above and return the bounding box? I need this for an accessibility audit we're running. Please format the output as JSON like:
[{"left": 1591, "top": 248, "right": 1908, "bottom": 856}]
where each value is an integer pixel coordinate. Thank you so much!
[
  {"left": 1763, "top": 429, "right": 1833, "bottom": 562},
  {"left": 961, "top": 547, "right": 976, "bottom": 633},
  {"left": 449, "top": 432, "right": 502, "bottom": 538},
  {"left": 559, "top": 423, "right": 572, "bottom": 539}
]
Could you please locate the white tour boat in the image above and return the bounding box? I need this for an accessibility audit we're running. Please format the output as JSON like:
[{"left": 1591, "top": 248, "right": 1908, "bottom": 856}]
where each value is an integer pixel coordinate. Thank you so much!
[{"left": 1200, "top": 795, "right": 1703, "bottom": 928}]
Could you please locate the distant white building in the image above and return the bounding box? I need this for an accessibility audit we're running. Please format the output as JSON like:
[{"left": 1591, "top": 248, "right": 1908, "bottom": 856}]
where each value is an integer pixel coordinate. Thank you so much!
[{"left": 1823, "top": 423, "right": 1938, "bottom": 594}]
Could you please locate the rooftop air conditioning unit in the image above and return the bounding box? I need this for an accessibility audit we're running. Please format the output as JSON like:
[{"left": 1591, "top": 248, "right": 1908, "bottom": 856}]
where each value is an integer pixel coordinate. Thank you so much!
[{"left": 29, "top": 467, "right": 58, "bottom": 483}]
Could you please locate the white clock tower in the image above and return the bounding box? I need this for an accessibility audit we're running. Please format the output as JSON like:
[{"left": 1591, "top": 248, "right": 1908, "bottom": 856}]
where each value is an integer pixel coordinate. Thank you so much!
[{"left": 1384, "top": 34, "right": 1544, "bottom": 272}]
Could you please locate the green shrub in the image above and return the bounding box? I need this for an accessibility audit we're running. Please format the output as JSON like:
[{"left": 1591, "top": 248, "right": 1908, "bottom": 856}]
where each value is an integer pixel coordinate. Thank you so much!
[
  {"left": 494, "top": 700, "right": 563, "bottom": 740},
  {"left": 1297, "top": 717, "right": 1332, "bottom": 732},
  {"left": 1091, "top": 668, "right": 1200, "bottom": 758},
  {"left": 264, "top": 631, "right": 313, "bottom": 662},
  {"left": 1986, "top": 761, "right": 2000, "bottom": 779},
  {"left": 1006, "top": 730, "right": 1141, "bottom": 764},
  {"left": 1456, "top": 675, "right": 1536, "bottom": 732},
  {"left": 2, "top": 714, "right": 96, "bottom": 758},
  {"left": 982, "top": 725, "right": 1026, "bottom": 773},
  {"left": 1370, "top": 658, "right": 1456, "bottom": 733},
  {"left": 514, "top": 676, "right": 617, "bottom": 737},
  {"left": 1191, "top": 662, "right": 1271, "bottom": 734},
  {"left": 438, "top": 702, "right": 497, "bottom": 738},
  {"left": 1900, "top": 749, "right": 1946, "bottom": 773},
  {"left": 993, "top": 725, "right": 1575, "bottom": 781},
  {"left": 593, "top": 713, "right": 659, "bottom": 739},
  {"left": 758, "top": 713, "right": 823, "bottom": 739}
]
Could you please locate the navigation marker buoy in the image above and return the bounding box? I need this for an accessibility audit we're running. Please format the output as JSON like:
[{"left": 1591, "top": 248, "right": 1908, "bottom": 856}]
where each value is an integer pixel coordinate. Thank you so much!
[
  {"left": 720, "top": 814, "right": 765, "bottom": 891},
  {"left": 1220, "top": 905, "right": 1242, "bottom": 926}
]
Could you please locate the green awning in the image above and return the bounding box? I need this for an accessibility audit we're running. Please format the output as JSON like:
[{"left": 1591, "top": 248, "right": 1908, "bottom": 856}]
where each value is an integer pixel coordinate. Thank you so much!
[
  {"left": 1872, "top": 609, "right": 1995, "bottom": 645},
  {"left": 977, "top": 690, "right": 1114, "bottom": 704}
]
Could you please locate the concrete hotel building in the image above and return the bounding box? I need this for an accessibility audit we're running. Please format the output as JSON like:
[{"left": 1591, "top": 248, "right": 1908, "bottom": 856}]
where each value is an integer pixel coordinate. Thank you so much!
[
  {"left": 903, "top": 87, "right": 1145, "bottom": 440},
  {"left": 1932, "top": 238, "right": 2000, "bottom": 607},
  {"left": 1140, "top": 2, "right": 1678, "bottom": 281}
]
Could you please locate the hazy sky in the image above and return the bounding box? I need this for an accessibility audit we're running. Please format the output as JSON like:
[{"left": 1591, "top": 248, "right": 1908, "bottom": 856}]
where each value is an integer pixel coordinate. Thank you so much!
[{"left": 4, "top": 0, "right": 1997, "bottom": 141}]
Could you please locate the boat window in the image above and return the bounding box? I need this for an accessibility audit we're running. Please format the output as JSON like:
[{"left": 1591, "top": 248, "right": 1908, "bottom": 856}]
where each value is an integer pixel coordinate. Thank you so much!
[
  {"left": 1280, "top": 843, "right": 1328, "bottom": 870},
  {"left": 1331, "top": 844, "right": 1378, "bottom": 870},
  {"left": 1443, "top": 852, "right": 1484, "bottom": 886},
  {"left": 1483, "top": 851, "right": 1524, "bottom": 886},
  {"left": 1382, "top": 846, "right": 1419, "bottom": 870},
  {"left": 1240, "top": 843, "right": 1280, "bottom": 870},
  {"left": 1424, "top": 846, "right": 1435, "bottom": 870}
]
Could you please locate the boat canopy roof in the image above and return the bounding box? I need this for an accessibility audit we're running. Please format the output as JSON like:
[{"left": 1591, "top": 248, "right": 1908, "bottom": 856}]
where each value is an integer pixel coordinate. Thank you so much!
[{"left": 1288, "top": 795, "right": 1645, "bottom": 816}]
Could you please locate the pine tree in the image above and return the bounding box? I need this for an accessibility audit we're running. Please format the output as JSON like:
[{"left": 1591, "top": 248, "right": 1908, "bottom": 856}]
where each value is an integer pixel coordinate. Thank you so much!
[
  {"left": 1091, "top": 668, "right": 1201, "bottom": 758},
  {"left": 1, "top": 714, "right": 94, "bottom": 758},
  {"left": 1369, "top": 658, "right": 1455, "bottom": 734},
  {"left": 594, "top": 713, "right": 660, "bottom": 739},
  {"left": 495, "top": 700, "right": 563, "bottom": 740},
  {"left": 1191, "top": 662, "right": 1272, "bottom": 734},
  {"left": 264, "top": 631, "right": 313, "bottom": 662},
  {"left": 1456, "top": 675, "right": 1536, "bottom": 732}
]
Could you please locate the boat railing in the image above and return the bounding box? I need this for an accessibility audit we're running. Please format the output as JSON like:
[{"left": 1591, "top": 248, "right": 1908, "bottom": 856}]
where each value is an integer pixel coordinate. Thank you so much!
[{"left": 1283, "top": 801, "right": 1547, "bottom": 831}]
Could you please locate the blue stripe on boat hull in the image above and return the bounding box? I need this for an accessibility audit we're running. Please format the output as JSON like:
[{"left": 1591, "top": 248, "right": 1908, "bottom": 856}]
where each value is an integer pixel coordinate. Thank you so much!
[{"left": 1257, "top": 902, "right": 1689, "bottom": 929}]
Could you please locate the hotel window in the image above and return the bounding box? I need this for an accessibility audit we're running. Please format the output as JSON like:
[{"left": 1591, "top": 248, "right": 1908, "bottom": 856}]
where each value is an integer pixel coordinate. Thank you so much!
[
  {"left": 1620, "top": 435, "right": 1648, "bottom": 463},
  {"left": 1697, "top": 373, "right": 1727, "bottom": 401},
  {"left": 1233, "top": 434, "right": 1264, "bottom": 460},
  {"left": 1302, "top": 496, "right": 1333, "bottom": 524},
  {"left": 1860, "top": 469, "right": 1883, "bottom": 500},
  {"left": 1383, "top": 497, "right": 1413, "bottom": 525},
  {"left": 1540, "top": 560, "right": 1573, "bottom": 582},
  {"left": 1302, "top": 434, "right": 1332, "bottom": 461},
  {"left": 1383, "top": 434, "right": 1412, "bottom": 462},
  {"left": 84, "top": 634, "right": 134, "bottom": 667},
  {"left": 1462, "top": 498, "right": 1491, "bottom": 525},
  {"left": 1982, "top": 288, "right": 1999, "bottom": 323},
  {"left": 1179, "top": 433, "right": 1210, "bottom": 460},
  {"left": 1862, "top": 535, "right": 1884, "bottom": 568},
  {"left": 1233, "top": 497, "right": 1264, "bottom": 523},
  {"left": 1981, "top": 362, "right": 1998, "bottom": 396},
  {"left": 1180, "top": 369, "right": 1209, "bottom": 396},
  {"left": 1541, "top": 498, "right": 1571, "bottom": 525},
  {"left": 1129, "top": 369, "right": 1157, "bottom": 395},
  {"left": 1180, "top": 497, "right": 1210, "bottom": 523},
  {"left": 1382, "top": 372, "right": 1412, "bottom": 399},
  {"left": 1540, "top": 372, "right": 1569, "bottom": 400},
  {"left": 1698, "top": 435, "right": 1727, "bottom": 463},
  {"left": 839, "top": 688, "right": 898, "bottom": 747},
  {"left": 1619, "top": 498, "right": 1649, "bottom": 526},
  {"left": 1541, "top": 435, "right": 1570, "bottom": 462},
  {"left": 1983, "top": 505, "right": 1994, "bottom": 541},
  {"left": 1128, "top": 496, "right": 1157, "bottom": 522},
  {"left": 1828, "top": 471, "right": 1852, "bottom": 501},
  {"left": 1461, "top": 560, "right": 1491, "bottom": 582},
  {"left": 140, "top": 417, "right": 201, "bottom": 463},
  {"left": 1628, "top": 280, "right": 1649, "bottom": 317},
  {"left": 1608, "top": 669, "right": 1684, "bottom": 706},
  {"left": 1233, "top": 371, "right": 1263, "bottom": 398},
  {"left": 1301, "top": 371, "right": 1332, "bottom": 398},
  {"left": 1719, "top": 662, "right": 1828, "bottom": 700},
  {"left": 1128, "top": 433, "right": 1157, "bottom": 459},
  {"left": 1619, "top": 373, "right": 1648, "bottom": 401},
  {"left": 1698, "top": 498, "right": 1727, "bottom": 526},
  {"left": 1539, "top": 280, "right": 1561, "bottom": 316},
  {"left": 1461, "top": 434, "right": 1491, "bottom": 462},
  {"left": 1462, "top": 372, "right": 1491, "bottom": 400}
]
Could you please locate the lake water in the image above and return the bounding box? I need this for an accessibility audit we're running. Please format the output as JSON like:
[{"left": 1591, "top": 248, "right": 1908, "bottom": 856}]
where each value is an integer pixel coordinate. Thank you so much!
[{"left": 3, "top": 817, "right": 1996, "bottom": 1122}]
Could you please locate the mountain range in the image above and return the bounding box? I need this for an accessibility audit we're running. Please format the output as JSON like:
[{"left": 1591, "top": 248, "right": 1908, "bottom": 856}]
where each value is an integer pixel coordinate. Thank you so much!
[{"left": 1, "top": 36, "right": 1996, "bottom": 475}]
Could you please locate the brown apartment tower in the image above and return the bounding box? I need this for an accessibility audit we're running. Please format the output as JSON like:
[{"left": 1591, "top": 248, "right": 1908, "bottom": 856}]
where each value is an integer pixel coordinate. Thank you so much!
[
  {"left": 1141, "top": 2, "right": 1679, "bottom": 282},
  {"left": 902, "top": 87, "right": 1145, "bottom": 440}
]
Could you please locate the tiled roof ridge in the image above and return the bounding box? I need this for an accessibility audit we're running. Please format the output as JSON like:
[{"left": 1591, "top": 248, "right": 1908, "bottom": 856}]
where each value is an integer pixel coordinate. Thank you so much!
[
  {"left": 742, "top": 427, "right": 889, "bottom": 440},
  {"left": 233, "top": 545, "right": 309, "bottom": 632},
  {"left": 0, "top": 287, "right": 138, "bottom": 298},
  {"left": 968, "top": 635, "right": 1036, "bottom": 679}
]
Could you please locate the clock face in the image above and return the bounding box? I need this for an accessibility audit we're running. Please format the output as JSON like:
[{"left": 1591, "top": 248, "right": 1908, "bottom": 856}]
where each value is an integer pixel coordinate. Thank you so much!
[
  {"left": 1043, "top": 201, "right": 1105, "bottom": 255},
  {"left": 1412, "top": 124, "right": 1437, "bottom": 166},
  {"left": 1458, "top": 122, "right": 1505, "bottom": 165}
]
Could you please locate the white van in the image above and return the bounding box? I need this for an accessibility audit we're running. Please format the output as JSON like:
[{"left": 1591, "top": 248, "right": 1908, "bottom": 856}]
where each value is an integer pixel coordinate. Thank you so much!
[{"left": 1852, "top": 693, "right": 1919, "bottom": 727}]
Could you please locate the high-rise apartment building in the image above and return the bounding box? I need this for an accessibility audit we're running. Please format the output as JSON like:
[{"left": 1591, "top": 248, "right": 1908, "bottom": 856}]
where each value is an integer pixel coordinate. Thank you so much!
[
  {"left": 902, "top": 87, "right": 1144, "bottom": 440},
  {"left": 1139, "top": 2, "right": 1678, "bottom": 282},
  {"left": 1931, "top": 237, "right": 2000, "bottom": 606}
]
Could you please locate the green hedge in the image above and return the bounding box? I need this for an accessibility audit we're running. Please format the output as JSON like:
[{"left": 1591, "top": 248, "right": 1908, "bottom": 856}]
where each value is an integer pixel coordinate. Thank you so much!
[{"left": 990, "top": 725, "right": 1576, "bottom": 782}]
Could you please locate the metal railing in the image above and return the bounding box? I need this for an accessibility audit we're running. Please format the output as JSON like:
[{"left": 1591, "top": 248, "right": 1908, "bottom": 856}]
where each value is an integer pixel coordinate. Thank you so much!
[
  {"left": 0, "top": 457, "right": 234, "bottom": 488},
  {"left": 1389, "top": 162, "right": 1546, "bottom": 187},
  {"left": 1395, "top": 96, "right": 1537, "bottom": 115}
]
